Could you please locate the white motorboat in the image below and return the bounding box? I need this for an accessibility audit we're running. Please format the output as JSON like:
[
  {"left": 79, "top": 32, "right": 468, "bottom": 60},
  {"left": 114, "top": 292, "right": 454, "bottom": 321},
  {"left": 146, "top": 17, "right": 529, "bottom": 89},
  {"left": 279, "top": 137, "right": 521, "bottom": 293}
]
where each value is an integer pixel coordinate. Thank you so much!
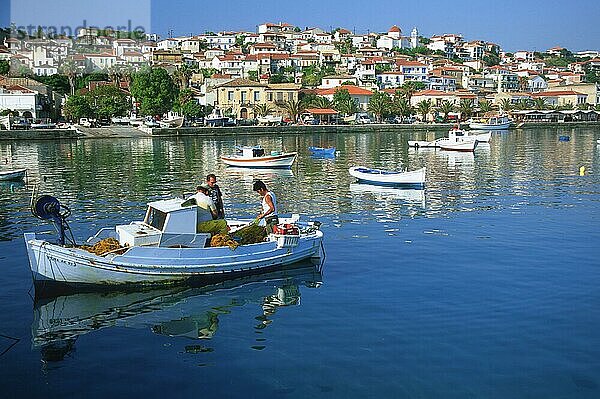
[
  {"left": 468, "top": 113, "right": 511, "bottom": 130},
  {"left": 221, "top": 146, "right": 297, "bottom": 169},
  {"left": 349, "top": 166, "right": 426, "bottom": 187},
  {"left": 24, "top": 195, "right": 323, "bottom": 288},
  {"left": 437, "top": 129, "right": 478, "bottom": 152},
  {"left": 408, "top": 139, "right": 440, "bottom": 148},
  {"left": 159, "top": 116, "right": 184, "bottom": 128},
  {"left": 257, "top": 115, "right": 282, "bottom": 125},
  {"left": 0, "top": 168, "right": 27, "bottom": 181}
]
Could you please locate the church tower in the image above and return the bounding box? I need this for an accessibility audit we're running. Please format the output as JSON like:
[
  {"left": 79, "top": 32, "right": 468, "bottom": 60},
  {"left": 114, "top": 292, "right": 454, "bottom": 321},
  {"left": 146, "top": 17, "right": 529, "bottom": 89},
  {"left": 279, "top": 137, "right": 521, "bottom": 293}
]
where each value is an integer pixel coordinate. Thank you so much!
[{"left": 411, "top": 27, "right": 419, "bottom": 49}]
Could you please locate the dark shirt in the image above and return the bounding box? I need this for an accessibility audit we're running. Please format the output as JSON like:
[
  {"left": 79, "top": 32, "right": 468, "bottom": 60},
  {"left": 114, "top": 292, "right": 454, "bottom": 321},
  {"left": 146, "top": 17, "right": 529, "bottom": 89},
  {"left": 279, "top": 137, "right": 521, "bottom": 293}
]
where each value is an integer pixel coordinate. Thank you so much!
[{"left": 208, "top": 184, "right": 225, "bottom": 218}]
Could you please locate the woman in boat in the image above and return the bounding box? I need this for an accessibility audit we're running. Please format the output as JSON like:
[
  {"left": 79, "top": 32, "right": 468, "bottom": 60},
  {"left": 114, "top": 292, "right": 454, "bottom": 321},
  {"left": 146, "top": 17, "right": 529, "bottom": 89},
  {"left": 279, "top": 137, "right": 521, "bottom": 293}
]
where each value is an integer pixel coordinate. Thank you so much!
[{"left": 253, "top": 180, "right": 278, "bottom": 233}]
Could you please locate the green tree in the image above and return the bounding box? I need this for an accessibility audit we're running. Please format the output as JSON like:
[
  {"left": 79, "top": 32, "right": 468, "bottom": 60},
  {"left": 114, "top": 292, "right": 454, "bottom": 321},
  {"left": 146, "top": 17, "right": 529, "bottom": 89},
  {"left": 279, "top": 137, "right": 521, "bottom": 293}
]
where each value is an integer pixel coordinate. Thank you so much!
[
  {"left": 254, "top": 103, "right": 273, "bottom": 117},
  {"left": 63, "top": 94, "right": 93, "bottom": 121},
  {"left": 130, "top": 67, "right": 178, "bottom": 116},
  {"left": 478, "top": 99, "right": 493, "bottom": 114},
  {"left": 398, "top": 81, "right": 425, "bottom": 101},
  {"left": 498, "top": 98, "right": 512, "bottom": 113},
  {"left": 34, "top": 74, "right": 71, "bottom": 95},
  {"left": 0, "top": 60, "right": 9, "bottom": 75},
  {"left": 59, "top": 58, "right": 81, "bottom": 95},
  {"left": 173, "top": 64, "right": 194, "bottom": 90},
  {"left": 436, "top": 100, "right": 455, "bottom": 122},
  {"left": 458, "top": 98, "right": 474, "bottom": 120},
  {"left": 367, "top": 91, "right": 392, "bottom": 122},
  {"left": 533, "top": 98, "right": 547, "bottom": 110},
  {"left": 282, "top": 99, "right": 304, "bottom": 123},
  {"left": 310, "top": 96, "right": 333, "bottom": 109},
  {"left": 417, "top": 99, "right": 432, "bottom": 122},
  {"left": 391, "top": 95, "right": 414, "bottom": 121},
  {"left": 86, "top": 84, "right": 130, "bottom": 119},
  {"left": 333, "top": 88, "right": 357, "bottom": 115},
  {"left": 248, "top": 70, "right": 259, "bottom": 81},
  {"left": 199, "top": 68, "right": 219, "bottom": 78}
]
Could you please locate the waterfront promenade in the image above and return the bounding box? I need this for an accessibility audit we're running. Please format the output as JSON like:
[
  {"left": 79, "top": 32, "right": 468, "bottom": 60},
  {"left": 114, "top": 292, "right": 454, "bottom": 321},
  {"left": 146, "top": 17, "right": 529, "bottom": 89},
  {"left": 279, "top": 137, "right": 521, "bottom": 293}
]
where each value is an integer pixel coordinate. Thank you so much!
[{"left": 1, "top": 121, "right": 599, "bottom": 140}]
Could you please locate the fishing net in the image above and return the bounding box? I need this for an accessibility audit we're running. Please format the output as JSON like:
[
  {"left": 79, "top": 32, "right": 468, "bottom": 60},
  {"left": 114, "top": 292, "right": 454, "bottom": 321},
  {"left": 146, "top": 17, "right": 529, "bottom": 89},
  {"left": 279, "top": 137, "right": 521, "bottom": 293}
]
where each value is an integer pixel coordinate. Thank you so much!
[
  {"left": 79, "top": 238, "right": 126, "bottom": 256},
  {"left": 209, "top": 234, "right": 239, "bottom": 250},
  {"left": 231, "top": 223, "right": 267, "bottom": 245}
]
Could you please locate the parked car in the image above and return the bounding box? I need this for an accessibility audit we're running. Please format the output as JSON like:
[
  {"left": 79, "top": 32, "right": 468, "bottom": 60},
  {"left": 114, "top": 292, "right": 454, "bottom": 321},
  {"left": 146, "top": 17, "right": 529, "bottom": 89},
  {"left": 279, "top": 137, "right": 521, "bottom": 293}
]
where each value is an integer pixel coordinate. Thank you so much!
[{"left": 356, "top": 113, "right": 372, "bottom": 124}]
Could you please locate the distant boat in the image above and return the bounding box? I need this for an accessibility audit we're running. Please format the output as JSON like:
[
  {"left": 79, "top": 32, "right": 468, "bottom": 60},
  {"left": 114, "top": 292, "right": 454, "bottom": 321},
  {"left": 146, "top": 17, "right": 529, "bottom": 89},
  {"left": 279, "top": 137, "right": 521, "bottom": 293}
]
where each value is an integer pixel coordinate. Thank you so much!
[
  {"left": 0, "top": 168, "right": 27, "bottom": 181},
  {"left": 159, "top": 116, "right": 184, "bottom": 128},
  {"left": 221, "top": 146, "right": 297, "bottom": 169},
  {"left": 409, "top": 129, "right": 479, "bottom": 151},
  {"left": 257, "top": 115, "right": 282, "bottom": 125},
  {"left": 468, "top": 113, "right": 512, "bottom": 130},
  {"left": 308, "top": 146, "right": 336, "bottom": 156},
  {"left": 559, "top": 135, "right": 570, "bottom": 142},
  {"left": 349, "top": 166, "right": 426, "bottom": 187}
]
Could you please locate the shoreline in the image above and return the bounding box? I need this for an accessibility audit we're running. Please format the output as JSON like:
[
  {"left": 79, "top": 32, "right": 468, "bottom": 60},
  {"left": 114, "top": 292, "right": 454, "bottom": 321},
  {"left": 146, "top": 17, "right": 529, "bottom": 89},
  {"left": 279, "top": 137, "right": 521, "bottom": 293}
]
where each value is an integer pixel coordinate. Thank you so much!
[{"left": 0, "top": 121, "right": 599, "bottom": 140}]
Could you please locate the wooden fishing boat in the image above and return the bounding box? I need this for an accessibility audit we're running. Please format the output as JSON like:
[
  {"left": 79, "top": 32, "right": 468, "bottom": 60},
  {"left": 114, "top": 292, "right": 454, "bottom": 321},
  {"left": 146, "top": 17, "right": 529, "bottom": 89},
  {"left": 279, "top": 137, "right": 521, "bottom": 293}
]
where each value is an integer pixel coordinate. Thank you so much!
[
  {"left": 437, "top": 129, "right": 478, "bottom": 152},
  {"left": 349, "top": 166, "right": 426, "bottom": 187},
  {"left": 24, "top": 195, "right": 323, "bottom": 288},
  {"left": 0, "top": 168, "right": 27, "bottom": 181},
  {"left": 221, "top": 146, "right": 297, "bottom": 168}
]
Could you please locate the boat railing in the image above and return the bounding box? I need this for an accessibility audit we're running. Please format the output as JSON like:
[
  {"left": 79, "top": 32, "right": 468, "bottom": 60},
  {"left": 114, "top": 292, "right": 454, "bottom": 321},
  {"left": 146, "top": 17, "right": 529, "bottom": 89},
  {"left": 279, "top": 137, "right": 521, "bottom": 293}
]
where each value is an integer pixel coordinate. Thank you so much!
[{"left": 86, "top": 227, "right": 118, "bottom": 245}]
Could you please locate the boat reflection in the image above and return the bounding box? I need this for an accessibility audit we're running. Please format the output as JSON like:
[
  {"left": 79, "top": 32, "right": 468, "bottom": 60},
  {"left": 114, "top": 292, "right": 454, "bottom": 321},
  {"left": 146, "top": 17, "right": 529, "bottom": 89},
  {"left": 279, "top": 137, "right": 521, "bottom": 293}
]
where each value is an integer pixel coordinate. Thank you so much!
[
  {"left": 349, "top": 183, "right": 425, "bottom": 206},
  {"left": 32, "top": 262, "right": 322, "bottom": 362},
  {"left": 225, "top": 166, "right": 294, "bottom": 180}
]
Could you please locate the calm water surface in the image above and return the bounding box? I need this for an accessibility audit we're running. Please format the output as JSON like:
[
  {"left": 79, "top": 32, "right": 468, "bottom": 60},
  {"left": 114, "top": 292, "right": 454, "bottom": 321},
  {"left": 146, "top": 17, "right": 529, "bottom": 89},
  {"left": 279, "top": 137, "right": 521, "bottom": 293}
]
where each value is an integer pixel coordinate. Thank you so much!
[{"left": 1, "top": 127, "right": 600, "bottom": 398}]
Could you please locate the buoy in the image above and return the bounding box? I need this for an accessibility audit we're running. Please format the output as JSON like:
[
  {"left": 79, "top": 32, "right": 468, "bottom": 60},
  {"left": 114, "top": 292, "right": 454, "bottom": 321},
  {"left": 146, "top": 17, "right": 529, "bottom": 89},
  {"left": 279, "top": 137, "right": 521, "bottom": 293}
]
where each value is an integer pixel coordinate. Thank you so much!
[{"left": 579, "top": 166, "right": 585, "bottom": 176}]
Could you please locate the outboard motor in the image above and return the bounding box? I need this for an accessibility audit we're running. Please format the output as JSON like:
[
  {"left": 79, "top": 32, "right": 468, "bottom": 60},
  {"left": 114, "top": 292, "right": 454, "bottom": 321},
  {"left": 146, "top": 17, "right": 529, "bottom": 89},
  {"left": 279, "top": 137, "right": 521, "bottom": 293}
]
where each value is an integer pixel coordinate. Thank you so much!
[{"left": 30, "top": 191, "right": 74, "bottom": 246}]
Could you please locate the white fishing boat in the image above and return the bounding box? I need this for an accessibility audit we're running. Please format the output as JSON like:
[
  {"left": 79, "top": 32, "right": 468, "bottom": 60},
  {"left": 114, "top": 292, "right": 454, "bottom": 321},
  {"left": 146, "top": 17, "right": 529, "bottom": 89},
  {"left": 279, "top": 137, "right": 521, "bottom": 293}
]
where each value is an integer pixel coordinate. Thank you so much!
[
  {"left": 24, "top": 195, "right": 323, "bottom": 288},
  {"left": 257, "top": 115, "right": 282, "bottom": 125},
  {"left": 0, "top": 168, "right": 27, "bottom": 181},
  {"left": 437, "top": 129, "right": 478, "bottom": 152},
  {"left": 468, "top": 113, "right": 512, "bottom": 130},
  {"left": 159, "top": 116, "right": 184, "bottom": 128},
  {"left": 448, "top": 128, "right": 491, "bottom": 143},
  {"left": 408, "top": 138, "right": 440, "bottom": 148},
  {"left": 349, "top": 166, "right": 426, "bottom": 187},
  {"left": 221, "top": 146, "right": 297, "bottom": 169}
]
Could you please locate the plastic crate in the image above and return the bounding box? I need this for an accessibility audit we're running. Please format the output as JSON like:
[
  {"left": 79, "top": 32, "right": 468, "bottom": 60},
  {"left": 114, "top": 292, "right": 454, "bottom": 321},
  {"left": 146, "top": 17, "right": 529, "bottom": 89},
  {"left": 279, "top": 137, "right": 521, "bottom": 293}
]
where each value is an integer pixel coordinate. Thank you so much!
[{"left": 271, "top": 233, "right": 300, "bottom": 248}]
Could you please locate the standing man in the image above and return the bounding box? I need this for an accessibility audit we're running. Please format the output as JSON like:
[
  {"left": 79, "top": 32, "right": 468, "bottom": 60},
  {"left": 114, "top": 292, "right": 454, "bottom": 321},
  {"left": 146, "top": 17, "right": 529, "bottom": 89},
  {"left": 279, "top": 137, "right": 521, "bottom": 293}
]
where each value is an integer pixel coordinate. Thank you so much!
[
  {"left": 252, "top": 180, "right": 278, "bottom": 233},
  {"left": 206, "top": 173, "right": 225, "bottom": 219}
]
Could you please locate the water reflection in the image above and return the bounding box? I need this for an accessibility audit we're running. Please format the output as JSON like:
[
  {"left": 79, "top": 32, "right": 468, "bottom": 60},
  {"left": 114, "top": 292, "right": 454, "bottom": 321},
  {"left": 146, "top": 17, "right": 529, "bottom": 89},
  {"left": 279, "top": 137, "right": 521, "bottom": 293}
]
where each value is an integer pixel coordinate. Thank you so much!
[
  {"left": 349, "top": 183, "right": 425, "bottom": 207},
  {"left": 32, "top": 263, "right": 322, "bottom": 363}
]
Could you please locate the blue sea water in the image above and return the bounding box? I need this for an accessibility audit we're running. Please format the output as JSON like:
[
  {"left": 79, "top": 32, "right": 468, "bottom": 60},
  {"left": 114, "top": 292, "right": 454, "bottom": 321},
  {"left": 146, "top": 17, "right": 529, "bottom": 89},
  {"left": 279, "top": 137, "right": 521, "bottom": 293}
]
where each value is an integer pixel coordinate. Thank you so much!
[{"left": 0, "top": 127, "right": 599, "bottom": 398}]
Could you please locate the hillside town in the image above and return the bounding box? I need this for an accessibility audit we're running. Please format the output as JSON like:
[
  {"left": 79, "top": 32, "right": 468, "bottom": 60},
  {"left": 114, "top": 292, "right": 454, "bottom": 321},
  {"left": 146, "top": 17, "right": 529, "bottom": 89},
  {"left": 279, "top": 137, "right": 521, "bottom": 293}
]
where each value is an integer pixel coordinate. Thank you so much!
[{"left": 1, "top": 22, "right": 600, "bottom": 129}]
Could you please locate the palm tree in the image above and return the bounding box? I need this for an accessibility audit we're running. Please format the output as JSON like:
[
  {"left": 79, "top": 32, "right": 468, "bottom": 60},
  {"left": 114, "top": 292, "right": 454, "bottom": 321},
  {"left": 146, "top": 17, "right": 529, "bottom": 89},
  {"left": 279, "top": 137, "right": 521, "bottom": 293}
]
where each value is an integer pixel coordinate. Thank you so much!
[
  {"left": 533, "top": 98, "right": 547, "bottom": 110},
  {"left": 577, "top": 102, "right": 591, "bottom": 110},
  {"left": 478, "top": 99, "right": 493, "bottom": 114},
  {"left": 436, "top": 100, "right": 455, "bottom": 122},
  {"left": 392, "top": 96, "right": 413, "bottom": 122},
  {"left": 59, "top": 58, "right": 81, "bottom": 95},
  {"left": 416, "top": 99, "right": 432, "bottom": 122},
  {"left": 254, "top": 103, "right": 273, "bottom": 117},
  {"left": 310, "top": 96, "right": 333, "bottom": 109},
  {"left": 282, "top": 99, "right": 304, "bottom": 123},
  {"left": 499, "top": 98, "right": 512, "bottom": 113},
  {"left": 334, "top": 97, "right": 358, "bottom": 116},
  {"left": 458, "top": 98, "right": 474, "bottom": 121},
  {"left": 367, "top": 91, "right": 392, "bottom": 122}
]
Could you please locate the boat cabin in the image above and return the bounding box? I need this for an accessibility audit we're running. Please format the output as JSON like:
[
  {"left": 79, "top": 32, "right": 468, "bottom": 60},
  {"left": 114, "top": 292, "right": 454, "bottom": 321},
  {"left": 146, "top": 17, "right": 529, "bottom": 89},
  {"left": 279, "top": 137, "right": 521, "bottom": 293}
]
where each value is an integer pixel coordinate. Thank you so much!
[
  {"left": 115, "top": 198, "right": 212, "bottom": 248},
  {"left": 237, "top": 146, "right": 265, "bottom": 157}
]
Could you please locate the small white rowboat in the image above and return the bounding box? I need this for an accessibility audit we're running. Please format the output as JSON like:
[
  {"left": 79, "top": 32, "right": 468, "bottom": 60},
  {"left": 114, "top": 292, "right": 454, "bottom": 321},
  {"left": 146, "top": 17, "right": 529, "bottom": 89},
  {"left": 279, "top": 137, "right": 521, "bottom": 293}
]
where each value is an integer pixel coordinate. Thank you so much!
[
  {"left": 349, "top": 166, "right": 426, "bottom": 187},
  {"left": 221, "top": 146, "right": 297, "bottom": 168},
  {"left": 0, "top": 168, "right": 27, "bottom": 181}
]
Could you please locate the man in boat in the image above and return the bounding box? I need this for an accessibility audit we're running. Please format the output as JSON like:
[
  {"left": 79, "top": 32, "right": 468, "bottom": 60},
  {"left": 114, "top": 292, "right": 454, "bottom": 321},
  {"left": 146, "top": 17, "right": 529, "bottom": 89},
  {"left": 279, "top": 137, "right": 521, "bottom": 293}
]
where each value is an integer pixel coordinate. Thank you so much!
[
  {"left": 206, "top": 173, "right": 225, "bottom": 219},
  {"left": 252, "top": 180, "right": 278, "bottom": 233},
  {"left": 184, "top": 185, "right": 228, "bottom": 235}
]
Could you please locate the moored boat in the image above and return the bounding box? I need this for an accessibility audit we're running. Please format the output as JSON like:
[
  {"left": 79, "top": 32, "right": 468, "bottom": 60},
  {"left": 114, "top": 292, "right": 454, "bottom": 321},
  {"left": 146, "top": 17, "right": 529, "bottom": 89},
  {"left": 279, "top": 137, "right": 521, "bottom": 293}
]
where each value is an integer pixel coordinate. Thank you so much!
[
  {"left": 349, "top": 166, "right": 426, "bottom": 187},
  {"left": 24, "top": 195, "right": 323, "bottom": 288},
  {"left": 221, "top": 146, "right": 297, "bottom": 168},
  {"left": 468, "top": 113, "right": 512, "bottom": 130},
  {"left": 437, "top": 129, "right": 478, "bottom": 152},
  {"left": 308, "top": 146, "right": 336, "bottom": 156},
  {"left": 0, "top": 168, "right": 27, "bottom": 181}
]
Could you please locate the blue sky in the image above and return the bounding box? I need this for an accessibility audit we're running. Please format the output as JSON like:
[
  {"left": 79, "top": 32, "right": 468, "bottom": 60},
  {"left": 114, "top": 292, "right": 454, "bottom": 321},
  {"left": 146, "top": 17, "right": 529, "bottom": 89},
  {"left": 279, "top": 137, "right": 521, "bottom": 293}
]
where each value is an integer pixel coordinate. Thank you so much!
[{"left": 2, "top": 0, "right": 599, "bottom": 52}]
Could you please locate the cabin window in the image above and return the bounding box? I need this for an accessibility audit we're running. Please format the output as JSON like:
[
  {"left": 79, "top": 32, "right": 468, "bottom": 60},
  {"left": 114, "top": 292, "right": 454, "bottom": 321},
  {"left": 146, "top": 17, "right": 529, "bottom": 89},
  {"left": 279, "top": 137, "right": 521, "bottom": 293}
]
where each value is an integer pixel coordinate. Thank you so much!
[{"left": 146, "top": 208, "right": 167, "bottom": 231}]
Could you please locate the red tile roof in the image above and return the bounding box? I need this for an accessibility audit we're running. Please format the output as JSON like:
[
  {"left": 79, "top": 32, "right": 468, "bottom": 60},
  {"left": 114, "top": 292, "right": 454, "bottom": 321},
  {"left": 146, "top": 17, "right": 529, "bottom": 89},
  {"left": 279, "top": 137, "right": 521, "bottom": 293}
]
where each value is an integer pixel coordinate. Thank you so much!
[
  {"left": 305, "top": 108, "right": 338, "bottom": 115},
  {"left": 317, "top": 85, "right": 373, "bottom": 96}
]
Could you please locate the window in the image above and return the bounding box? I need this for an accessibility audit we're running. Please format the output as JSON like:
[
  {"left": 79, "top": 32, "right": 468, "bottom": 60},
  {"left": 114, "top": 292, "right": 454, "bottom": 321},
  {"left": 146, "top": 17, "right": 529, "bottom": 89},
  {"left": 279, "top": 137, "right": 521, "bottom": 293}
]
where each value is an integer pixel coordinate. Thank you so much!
[
  {"left": 254, "top": 91, "right": 260, "bottom": 102},
  {"left": 228, "top": 91, "right": 234, "bottom": 101},
  {"left": 241, "top": 91, "right": 247, "bottom": 103},
  {"left": 288, "top": 92, "right": 293, "bottom": 101},
  {"left": 268, "top": 92, "right": 273, "bottom": 101}
]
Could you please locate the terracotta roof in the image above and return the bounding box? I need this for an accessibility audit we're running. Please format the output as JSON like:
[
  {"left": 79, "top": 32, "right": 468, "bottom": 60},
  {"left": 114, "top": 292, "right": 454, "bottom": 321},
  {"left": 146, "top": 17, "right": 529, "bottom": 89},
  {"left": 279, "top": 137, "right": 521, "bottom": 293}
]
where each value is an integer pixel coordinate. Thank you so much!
[
  {"left": 217, "top": 78, "right": 266, "bottom": 88},
  {"left": 413, "top": 89, "right": 452, "bottom": 97},
  {"left": 388, "top": 25, "right": 401, "bottom": 33},
  {"left": 317, "top": 85, "right": 373, "bottom": 96},
  {"left": 396, "top": 60, "right": 427, "bottom": 67},
  {"left": 305, "top": 108, "right": 338, "bottom": 115},
  {"left": 532, "top": 91, "right": 586, "bottom": 97}
]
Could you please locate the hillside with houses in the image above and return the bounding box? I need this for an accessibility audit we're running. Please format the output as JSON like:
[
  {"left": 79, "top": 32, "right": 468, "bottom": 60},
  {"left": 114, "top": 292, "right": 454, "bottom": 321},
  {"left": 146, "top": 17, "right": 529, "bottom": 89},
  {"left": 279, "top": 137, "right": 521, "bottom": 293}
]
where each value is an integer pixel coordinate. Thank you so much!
[{"left": 1, "top": 22, "right": 600, "bottom": 128}]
